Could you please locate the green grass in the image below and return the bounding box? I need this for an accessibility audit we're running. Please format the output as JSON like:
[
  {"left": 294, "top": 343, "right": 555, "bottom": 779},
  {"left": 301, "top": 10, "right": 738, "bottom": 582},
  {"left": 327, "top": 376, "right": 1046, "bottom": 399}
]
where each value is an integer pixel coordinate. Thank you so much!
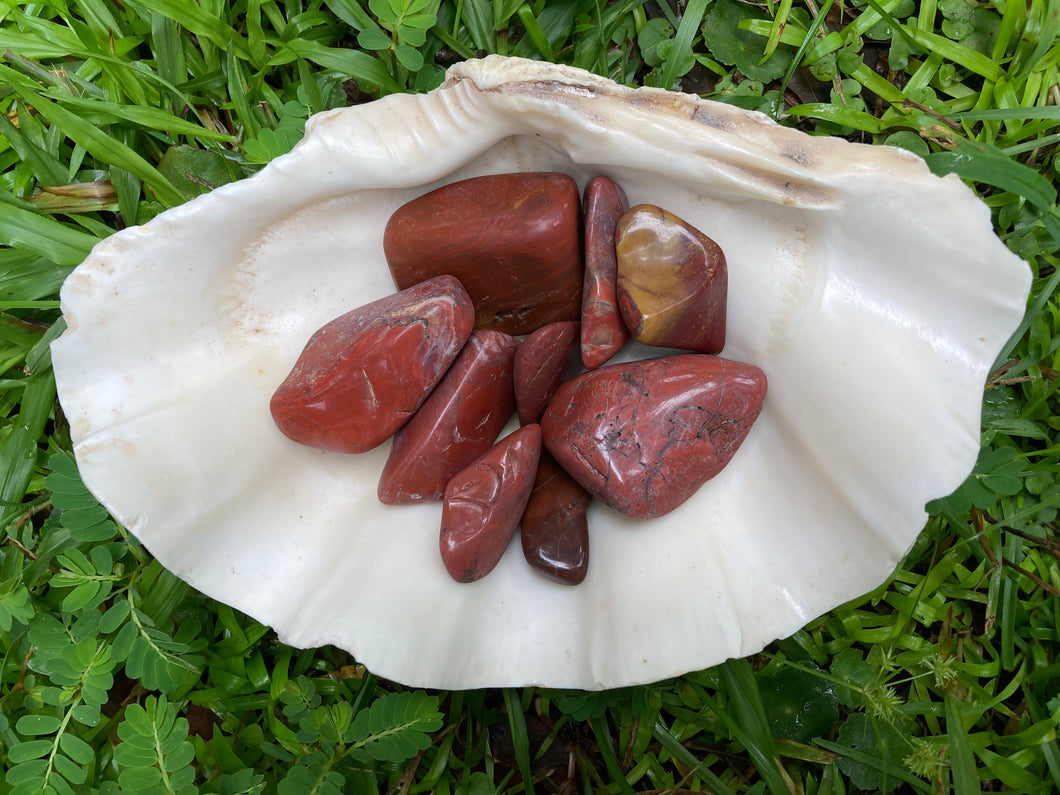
[{"left": 2, "top": 0, "right": 1059, "bottom": 792}]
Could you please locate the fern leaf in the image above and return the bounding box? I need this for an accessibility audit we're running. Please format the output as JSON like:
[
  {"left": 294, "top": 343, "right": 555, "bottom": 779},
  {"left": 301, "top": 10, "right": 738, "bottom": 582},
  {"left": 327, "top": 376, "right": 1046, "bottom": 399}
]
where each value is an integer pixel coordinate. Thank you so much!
[
  {"left": 348, "top": 691, "right": 442, "bottom": 763},
  {"left": 114, "top": 695, "right": 196, "bottom": 795}
]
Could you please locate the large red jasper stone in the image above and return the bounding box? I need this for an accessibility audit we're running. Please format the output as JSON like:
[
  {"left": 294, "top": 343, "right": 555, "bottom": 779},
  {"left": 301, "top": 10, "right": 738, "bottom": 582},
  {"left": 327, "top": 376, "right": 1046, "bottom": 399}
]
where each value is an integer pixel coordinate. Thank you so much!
[
  {"left": 520, "top": 453, "right": 590, "bottom": 585},
  {"left": 440, "top": 424, "right": 542, "bottom": 583},
  {"left": 270, "top": 275, "right": 474, "bottom": 454},
  {"left": 615, "top": 205, "right": 727, "bottom": 353},
  {"left": 514, "top": 320, "right": 580, "bottom": 425},
  {"left": 581, "top": 175, "right": 631, "bottom": 370},
  {"left": 384, "top": 173, "right": 582, "bottom": 336},
  {"left": 378, "top": 329, "right": 519, "bottom": 504},
  {"left": 540, "top": 355, "right": 766, "bottom": 519}
]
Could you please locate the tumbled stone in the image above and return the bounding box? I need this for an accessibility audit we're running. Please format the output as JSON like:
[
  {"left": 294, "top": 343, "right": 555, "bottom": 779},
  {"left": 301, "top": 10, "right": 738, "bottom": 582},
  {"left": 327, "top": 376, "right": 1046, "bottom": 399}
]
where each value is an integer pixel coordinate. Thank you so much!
[
  {"left": 378, "top": 330, "right": 519, "bottom": 504},
  {"left": 514, "top": 321, "right": 580, "bottom": 425},
  {"left": 581, "top": 175, "right": 631, "bottom": 369},
  {"left": 541, "top": 355, "right": 766, "bottom": 518},
  {"left": 615, "top": 205, "right": 727, "bottom": 353},
  {"left": 520, "top": 453, "right": 590, "bottom": 585},
  {"left": 271, "top": 275, "right": 474, "bottom": 454},
  {"left": 440, "top": 424, "right": 542, "bottom": 583},
  {"left": 384, "top": 173, "right": 582, "bottom": 335}
]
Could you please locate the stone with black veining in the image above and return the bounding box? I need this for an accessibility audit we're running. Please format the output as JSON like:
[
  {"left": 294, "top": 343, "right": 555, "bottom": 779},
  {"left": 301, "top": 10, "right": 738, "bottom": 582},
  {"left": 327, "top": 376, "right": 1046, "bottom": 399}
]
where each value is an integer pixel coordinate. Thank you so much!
[
  {"left": 384, "top": 173, "right": 582, "bottom": 336},
  {"left": 581, "top": 175, "right": 631, "bottom": 369},
  {"left": 615, "top": 205, "right": 727, "bottom": 353},
  {"left": 271, "top": 275, "right": 474, "bottom": 453},
  {"left": 440, "top": 424, "right": 543, "bottom": 583},
  {"left": 520, "top": 453, "right": 590, "bottom": 585},
  {"left": 378, "top": 330, "right": 519, "bottom": 503},
  {"left": 514, "top": 321, "right": 580, "bottom": 425},
  {"left": 540, "top": 355, "right": 766, "bottom": 518}
]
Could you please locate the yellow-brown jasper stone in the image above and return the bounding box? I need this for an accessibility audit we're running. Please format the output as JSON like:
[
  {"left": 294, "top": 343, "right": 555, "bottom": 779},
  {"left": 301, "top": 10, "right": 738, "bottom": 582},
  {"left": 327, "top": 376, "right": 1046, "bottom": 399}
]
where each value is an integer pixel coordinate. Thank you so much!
[{"left": 615, "top": 205, "right": 727, "bottom": 353}]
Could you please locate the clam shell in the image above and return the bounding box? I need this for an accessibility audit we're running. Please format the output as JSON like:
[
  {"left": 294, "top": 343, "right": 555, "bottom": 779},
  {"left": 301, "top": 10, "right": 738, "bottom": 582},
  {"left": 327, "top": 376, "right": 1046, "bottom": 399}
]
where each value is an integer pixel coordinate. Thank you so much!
[{"left": 52, "top": 56, "right": 1030, "bottom": 689}]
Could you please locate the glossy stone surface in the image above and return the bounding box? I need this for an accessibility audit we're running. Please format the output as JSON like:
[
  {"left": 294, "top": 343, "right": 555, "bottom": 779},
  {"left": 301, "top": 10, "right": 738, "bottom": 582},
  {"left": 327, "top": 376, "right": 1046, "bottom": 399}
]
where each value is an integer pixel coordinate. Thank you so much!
[
  {"left": 271, "top": 275, "right": 474, "bottom": 453},
  {"left": 520, "top": 453, "right": 590, "bottom": 585},
  {"left": 541, "top": 355, "right": 766, "bottom": 518},
  {"left": 514, "top": 321, "right": 580, "bottom": 425},
  {"left": 384, "top": 173, "right": 582, "bottom": 335},
  {"left": 378, "top": 330, "right": 519, "bottom": 503},
  {"left": 440, "top": 424, "right": 543, "bottom": 583},
  {"left": 581, "top": 175, "right": 631, "bottom": 369},
  {"left": 615, "top": 205, "right": 727, "bottom": 353}
]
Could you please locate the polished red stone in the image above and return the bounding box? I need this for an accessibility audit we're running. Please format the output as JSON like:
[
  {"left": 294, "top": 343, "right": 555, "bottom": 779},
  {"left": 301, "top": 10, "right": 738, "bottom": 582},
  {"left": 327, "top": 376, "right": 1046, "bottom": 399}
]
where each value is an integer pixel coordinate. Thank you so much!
[
  {"left": 440, "top": 424, "right": 543, "bottom": 583},
  {"left": 541, "top": 355, "right": 766, "bottom": 518},
  {"left": 270, "top": 275, "right": 474, "bottom": 454},
  {"left": 378, "top": 330, "right": 519, "bottom": 504},
  {"left": 615, "top": 205, "right": 727, "bottom": 353},
  {"left": 520, "top": 453, "right": 590, "bottom": 585},
  {"left": 514, "top": 320, "right": 580, "bottom": 425},
  {"left": 384, "top": 173, "right": 582, "bottom": 336},
  {"left": 581, "top": 175, "right": 631, "bottom": 370}
]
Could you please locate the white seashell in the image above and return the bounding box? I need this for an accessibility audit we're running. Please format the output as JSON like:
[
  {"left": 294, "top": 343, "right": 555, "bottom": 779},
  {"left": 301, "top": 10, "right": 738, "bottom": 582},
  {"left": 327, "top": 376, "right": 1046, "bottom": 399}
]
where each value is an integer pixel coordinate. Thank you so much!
[{"left": 52, "top": 56, "right": 1030, "bottom": 689}]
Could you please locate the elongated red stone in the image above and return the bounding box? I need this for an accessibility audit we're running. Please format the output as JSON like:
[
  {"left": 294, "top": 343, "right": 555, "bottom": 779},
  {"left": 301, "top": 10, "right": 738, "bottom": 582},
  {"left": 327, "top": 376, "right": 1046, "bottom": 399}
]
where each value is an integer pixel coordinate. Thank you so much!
[
  {"left": 616, "top": 205, "right": 727, "bottom": 353},
  {"left": 520, "top": 453, "right": 590, "bottom": 585},
  {"left": 384, "top": 173, "right": 582, "bottom": 335},
  {"left": 378, "top": 330, "right": 519, "bottom": 504},
  {"left": 440, "top": 424, "right": 542, "bottom": 583},
  {"left": 514, "top": 321, "right": 580, "bottom": 425},
  {"left": 541, "top": 355, "right": 766, "bottom": 518},
  {"left": 270, "top": 275, "right": 474, "bottom": 454},
  {"left": 581, "top": 175, "right": 631, "bottom": 369}
]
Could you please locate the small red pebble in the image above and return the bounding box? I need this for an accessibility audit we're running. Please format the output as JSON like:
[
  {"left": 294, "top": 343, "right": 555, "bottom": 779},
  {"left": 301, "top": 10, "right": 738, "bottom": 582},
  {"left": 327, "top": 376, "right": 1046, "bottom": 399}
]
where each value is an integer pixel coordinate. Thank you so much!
[
  {"left": 440, "top": 424, "right": 542, "bottom": 583},
  {"left": 378, "top": 330, "right": 519, "bottom": 504},
  {"left": 270, "top": 275, "right": 474, "bottom": 453},
  {"left": 541, "top": 355, "right": 766, "bottom": 518},
  {"left": 520, "top": 453, "right": 591, "bottom": 585},
  {"left": 384, "top": 173, "right": 582, "bottom": 335},
  {"left": 513, "top": 321, "right": 580, "bottom": 425},
  {"left": 581, "top": 175, "right": 631, "bottom": 369}
]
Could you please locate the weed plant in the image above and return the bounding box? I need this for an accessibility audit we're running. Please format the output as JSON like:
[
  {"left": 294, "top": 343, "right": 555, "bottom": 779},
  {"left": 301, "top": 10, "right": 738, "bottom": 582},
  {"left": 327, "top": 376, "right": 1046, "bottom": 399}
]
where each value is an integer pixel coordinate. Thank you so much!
[{"left": 1, "top": 1, "right": 1059, "bottom": 792}]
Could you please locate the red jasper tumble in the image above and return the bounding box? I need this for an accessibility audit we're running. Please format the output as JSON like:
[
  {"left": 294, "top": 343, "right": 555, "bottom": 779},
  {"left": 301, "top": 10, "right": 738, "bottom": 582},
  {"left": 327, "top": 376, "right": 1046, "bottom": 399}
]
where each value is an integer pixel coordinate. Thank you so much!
[
  {"left": 616, "top": 205, "right": 727, "bottom": 353},
  {"left": 581, "top": 175, "right": 631, "bottom": 370},
  {"left": 384, "top": 173, "right": 582, "bottom": 336},
  {"left": 513, "top": 321, "right": 580, "bottom": 425},
  {"left": 520, "top": 453, "right": 591, "bottom": 585},
  {"left": 378, "top": 330, "right": 519, "bottom": 504},
  {"left": 440, "top": 424, "right": 542, "bottom": 583},
  {"left": 541, "top": 355, "right": 766, "bottom": 519},
  {"left": 270, "top": 275, "right": 474, "bottom": 454}
]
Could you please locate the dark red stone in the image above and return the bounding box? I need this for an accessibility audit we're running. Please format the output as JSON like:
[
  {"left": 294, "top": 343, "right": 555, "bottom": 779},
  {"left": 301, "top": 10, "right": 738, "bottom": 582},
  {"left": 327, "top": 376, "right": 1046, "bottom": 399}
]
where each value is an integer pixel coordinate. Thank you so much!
[
  {"left": 440, "top": 424, "right": 542, "bottom": 583},
  {"left": 540, "top": 355, "right": 766, "bottom": 518},
  {"left": 520, "top": 453, "right": 590, "bottom": 585},
  {"left": 384, "top": 173, "right": 582, "bottom": 336},
  {"left": 615, "top": 205, "right": 727, "bottom": 353},
  {"left": 513, "top": 320, "right": 580, "bottom": 425},
  {"left": 581, "top": 175, "right": 631, "bottom": 370},
  {"left": 270, "top": 275, "right": 474, "bottom": 454},
  {"left": 378, "top": 330, "right": 519, "bottom": 504}
]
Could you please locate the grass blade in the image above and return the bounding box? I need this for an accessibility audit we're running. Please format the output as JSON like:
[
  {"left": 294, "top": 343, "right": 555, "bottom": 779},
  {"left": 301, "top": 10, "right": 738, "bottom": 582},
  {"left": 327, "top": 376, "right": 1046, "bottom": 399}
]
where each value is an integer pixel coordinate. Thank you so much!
[
  {"left": 658, "top": 0, "right": 708, "bottom": 89},
  {"left": 0, "top": 201, "right": 99, "bottom": 266},
  {"left": 0, "top": 372, "right": 56, "bottom": 519},
  {"left": 652, "top": 720, "right": 738, "bottom": 795},
  {"left": 718, "top": 659, "right": 796, "bottom": 795},
  {"left": 925, "top": 139, "right": 1058, "bottom": 214},
  {"left": 945, "top": 694, "right": 982, "bottom": 795},
  {"left": 43, "top": 94, "right": 235, "bottom": 142},
  {"left": 502, "top": 689, "right": 534, "bottom": 794}
]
